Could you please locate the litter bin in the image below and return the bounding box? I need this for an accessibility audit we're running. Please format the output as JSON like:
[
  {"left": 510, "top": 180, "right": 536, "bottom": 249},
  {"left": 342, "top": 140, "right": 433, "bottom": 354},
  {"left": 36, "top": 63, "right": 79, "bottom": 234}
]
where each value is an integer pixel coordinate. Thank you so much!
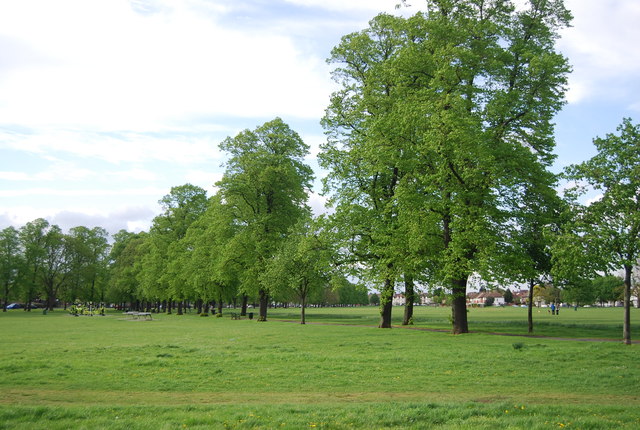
[{"left": 248, "top": 312, "right": 254, "bottom": 320}]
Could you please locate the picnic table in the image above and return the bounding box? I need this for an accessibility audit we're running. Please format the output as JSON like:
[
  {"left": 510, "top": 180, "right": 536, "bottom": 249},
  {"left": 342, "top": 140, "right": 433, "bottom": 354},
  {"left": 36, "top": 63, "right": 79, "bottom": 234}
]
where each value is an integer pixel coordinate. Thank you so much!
[{"left": 124, "top": 311, "right": 152, "bottom": 320}]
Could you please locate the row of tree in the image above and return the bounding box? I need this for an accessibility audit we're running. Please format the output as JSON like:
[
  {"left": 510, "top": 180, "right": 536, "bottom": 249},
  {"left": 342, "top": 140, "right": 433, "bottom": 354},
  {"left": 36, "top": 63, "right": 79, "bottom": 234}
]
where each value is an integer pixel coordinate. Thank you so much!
[
  {"left": 317, "top": 0, "right": 638, "bottom": 343},
  {"left": 0, "top": 119, "right": 367, "bottom": 323},
  {"left": 1, "top": 0, "right": 638, "bottom": 342},
  {"left": 0, "top": 221, "right": 110, "bottom": 311}
]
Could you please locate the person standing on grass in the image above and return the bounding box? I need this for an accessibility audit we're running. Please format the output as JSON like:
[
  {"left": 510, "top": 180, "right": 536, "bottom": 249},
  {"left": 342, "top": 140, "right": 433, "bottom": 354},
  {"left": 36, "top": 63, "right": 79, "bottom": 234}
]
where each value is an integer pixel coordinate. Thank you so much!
[{"left": 551, "top": 303, "right": 556, "bottom": 315}]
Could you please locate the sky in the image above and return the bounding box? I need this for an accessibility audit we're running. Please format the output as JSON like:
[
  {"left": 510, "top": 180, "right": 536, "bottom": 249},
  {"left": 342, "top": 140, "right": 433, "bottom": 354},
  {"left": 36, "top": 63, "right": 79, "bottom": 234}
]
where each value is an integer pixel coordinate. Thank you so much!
[{"left": 1, "top": 0, "right": 639, "bottom": 236}]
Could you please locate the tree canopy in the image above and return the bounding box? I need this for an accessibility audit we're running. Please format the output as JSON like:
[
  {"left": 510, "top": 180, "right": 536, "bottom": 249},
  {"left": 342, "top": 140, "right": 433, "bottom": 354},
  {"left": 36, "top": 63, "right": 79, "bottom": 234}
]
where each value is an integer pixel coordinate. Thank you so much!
[
  {"left": 321, "top": 0, "right": 571, "bottom": 333},
  {"left": 558, "top": 118, "right": 640, "bottom": 344}
]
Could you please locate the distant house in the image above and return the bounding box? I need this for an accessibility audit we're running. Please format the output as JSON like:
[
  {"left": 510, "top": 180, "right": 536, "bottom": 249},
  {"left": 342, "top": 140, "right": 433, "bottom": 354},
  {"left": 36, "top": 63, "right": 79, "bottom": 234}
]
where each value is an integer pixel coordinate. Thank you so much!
[
  {"left": 392, "top": 294, "right": 406, "bottom": 306},
  {"left": 467, "top": 291, "right": 505, "bottom": 306},
  {"left": 390, "top": 293, "right": 439, "bottom": 306},
  {"left": 513, "top": 289, "right": 530, "bottom": 304},
  {"left": 419, "top": 293, "right": 437, "bottom": 306}
]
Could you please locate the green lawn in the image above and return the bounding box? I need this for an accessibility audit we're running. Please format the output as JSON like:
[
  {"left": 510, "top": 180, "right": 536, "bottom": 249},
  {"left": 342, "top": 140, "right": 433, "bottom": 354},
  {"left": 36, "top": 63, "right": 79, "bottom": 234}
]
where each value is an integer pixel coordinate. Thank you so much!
[
  {"left": 271, "top": 304, "right": 639, "bottom": 340},
  {"left": 0, "top": 307, "right": 639, "bottom": 429}
]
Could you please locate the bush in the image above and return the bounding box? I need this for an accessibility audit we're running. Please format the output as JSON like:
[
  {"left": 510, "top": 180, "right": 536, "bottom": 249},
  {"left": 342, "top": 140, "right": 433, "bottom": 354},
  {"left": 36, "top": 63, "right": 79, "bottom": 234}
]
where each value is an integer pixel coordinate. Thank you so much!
[
  {"left": 485, "top": 297, "right": 495, "bottom": 307},
  {"left": 369, "top": 294, "right": 380, "bottom": 306},
  {"left": 503, "top": 289, "right": 514, "bottom": 304}
]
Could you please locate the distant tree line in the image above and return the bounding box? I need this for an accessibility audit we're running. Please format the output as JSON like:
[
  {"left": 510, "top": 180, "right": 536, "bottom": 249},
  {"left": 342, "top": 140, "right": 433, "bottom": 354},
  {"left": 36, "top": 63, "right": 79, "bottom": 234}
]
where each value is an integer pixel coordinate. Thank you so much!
[
  {"left": 0, "top": 119, "right": 369, "bottom": 324},
  {"left": 1, "top": 0, "right": 638, "bottom": 343}
]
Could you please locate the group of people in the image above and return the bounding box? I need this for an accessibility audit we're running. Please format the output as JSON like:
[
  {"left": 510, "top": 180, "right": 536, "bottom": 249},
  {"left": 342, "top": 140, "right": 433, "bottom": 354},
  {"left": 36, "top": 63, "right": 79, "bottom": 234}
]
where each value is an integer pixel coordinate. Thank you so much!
[
  {"left": 69, "top": 302, "right": 106, "bottom": 316},
  {"left": 549, "top": 303, "right": 559, "bottom": 315}
]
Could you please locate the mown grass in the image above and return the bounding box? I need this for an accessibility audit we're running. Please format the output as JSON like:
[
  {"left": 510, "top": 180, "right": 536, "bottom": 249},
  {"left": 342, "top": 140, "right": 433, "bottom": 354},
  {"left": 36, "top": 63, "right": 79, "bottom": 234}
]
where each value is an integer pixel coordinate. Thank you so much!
[
  {"left": 0, "top": 307, "right": 639, "bottom": 429},
  {"left": 2, "top": 403, "right": 639, "bottom": 430},
  {"left": 269, "top": 305, "right": 639, "bottom": 339}
]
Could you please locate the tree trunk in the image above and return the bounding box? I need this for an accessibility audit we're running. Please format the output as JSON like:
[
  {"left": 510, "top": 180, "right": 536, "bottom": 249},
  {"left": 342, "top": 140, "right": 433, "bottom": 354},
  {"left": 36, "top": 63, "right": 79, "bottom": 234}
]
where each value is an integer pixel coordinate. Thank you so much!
[
  {"left": 177, "top": 301, "right": 184, "bottom": 315},
  {"left": 402, "top": 274, "right": 415, "bottom": 325},
  {"left": 379, "top": 277, "right": 393, "bottom": 328},
  {"left": 623, "top": 264, "right": 632, "bottom": 345},
  {"left": 217, "top": 299, "right": 223, "bottom": 316},
  {"left": 528, "top": 279, "right": 535, "bottom": 334},
  {"left": 90, "top": 278, "right": 95, "bottom": 304},
  {"left": 240, "top": 295, "right": 248, "bottom": 316},
  {"left": 167, "top": 299, "right": 172, "bottom": 315},
  {"left": 258, "top": 289, "right": 268, "bottom": 321},
  {"left": 451, "top": 277, "right": 469, "bottom": 334},
  {"left": 300, "top": 295, "right": 306, "bottom": 325}
]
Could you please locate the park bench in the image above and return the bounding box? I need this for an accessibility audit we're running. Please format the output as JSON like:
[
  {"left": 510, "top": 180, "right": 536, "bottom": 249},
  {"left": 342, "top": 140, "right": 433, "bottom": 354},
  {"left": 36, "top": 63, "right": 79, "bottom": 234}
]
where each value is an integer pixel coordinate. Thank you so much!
[
  {"left": 230, "top": 312, "right": 241, "bottom": 320},
  {"left": 124, "top": 311, "right": 153, "bottom": 320}
]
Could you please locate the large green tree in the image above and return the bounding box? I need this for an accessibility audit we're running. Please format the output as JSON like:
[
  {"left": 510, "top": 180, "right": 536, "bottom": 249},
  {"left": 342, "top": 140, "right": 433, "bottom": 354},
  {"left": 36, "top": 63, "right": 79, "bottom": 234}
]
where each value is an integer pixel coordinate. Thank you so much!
[
  {"left": 19, "top": 218, "right": 49, "bottom": 310},
  {"left": 39, "top": 224, "right": 71, "bottom": 310},
  {"left": 263, "top": 217, "right": 333, "bottom": 324},
  {"left": 321, "top": 13, "right": 438, "bottom": 328},
  {"left": 180, "top": 194, "right": 241, "bottom": 315},
  {"left": 65, "top": 226, "right": 110, "bottom": 304},
  {"left": 108, "top": 230, "right": 147, "bottom": 307},
  {"left": 217, "top": 118, "right": 314, "bottom": 321},
  {"left": 323, "top": 0, "right": 571, "bottom": 333},
  {"left": 508, "top": 181, "right": 563, "bottom": 333},
  {"left": 561, "top": 118, "right": 640, "bottom": 344},
  {"left": 139, "top": 184, "right": 208, "bottom": 314},
  {"left": 0, "top": 226, "right": 22, "bottom": 311}
]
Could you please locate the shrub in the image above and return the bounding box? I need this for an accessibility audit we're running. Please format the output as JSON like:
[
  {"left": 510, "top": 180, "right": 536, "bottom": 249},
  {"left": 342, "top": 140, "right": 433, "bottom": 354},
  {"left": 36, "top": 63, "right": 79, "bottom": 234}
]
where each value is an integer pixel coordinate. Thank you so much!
[{"left": 369, "top": 294, "right": 380, "bottom": 306}]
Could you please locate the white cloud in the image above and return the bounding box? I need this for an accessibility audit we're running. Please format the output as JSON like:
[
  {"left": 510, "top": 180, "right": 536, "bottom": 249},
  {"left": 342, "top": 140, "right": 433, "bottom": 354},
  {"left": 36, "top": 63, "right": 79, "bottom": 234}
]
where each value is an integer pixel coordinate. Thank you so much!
[
  {"left": 559, "top": 0, "right": 640, "bottom": 104},
  {"left": 0, "top": 172, "right": 30, "bottom": 181},
  {"left": 0, "top": 161, "right": 159, "bottom": 185},
  {"left": 183, "top": 170, "right": 222, "bottom": 192},
  {"left": 0, "top": 204, "right": 157, "bottom": 234},
  {"left": 0, "top": 187, "right": 168, "bottom": 198},
  {"left": 108, "top": 168, "right": 159, "bottom": 182},
  {"left": 585, "top": 193, "right": 604, "bottom": 206},
  {"left": 0, "top": 128, "right": 225, "bottom": 165},
  {"left": 49, "top": 206, "right": 157, "bottom": 234},
  {"left": 0, "top": 159, "right": 93, "bottom": 182},
  {"left": 629, "top": 101, "right": 640, "bottom": 113},
  {"left": 303, "top": 133, "right": 327, "bottom": 160},
  {"left": 283, "top": 0, "right": 401, "bottom": 12},
  {"left": 308, "top": 190, "right": 330, "bottom": 216},
  {"left": 0, "top": 0, "right": 333, "bottom": 133}
]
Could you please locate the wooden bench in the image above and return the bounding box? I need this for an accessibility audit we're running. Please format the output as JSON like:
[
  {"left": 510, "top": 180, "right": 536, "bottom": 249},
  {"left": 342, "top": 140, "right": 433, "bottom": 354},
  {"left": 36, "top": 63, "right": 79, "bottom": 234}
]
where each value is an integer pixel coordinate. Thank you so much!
[
  {"left": 124, "top": 311, "right": 152, "bottom": 320},
  {"left": 230, "top": 312, "right": 241, "bottom": 320}
]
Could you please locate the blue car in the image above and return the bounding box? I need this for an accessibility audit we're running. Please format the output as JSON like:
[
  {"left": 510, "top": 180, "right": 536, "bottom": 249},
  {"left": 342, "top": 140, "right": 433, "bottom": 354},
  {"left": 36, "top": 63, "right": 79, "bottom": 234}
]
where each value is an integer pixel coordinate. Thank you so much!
[{"left": 6, "top": 303, "right": 23, "bottom": 309}]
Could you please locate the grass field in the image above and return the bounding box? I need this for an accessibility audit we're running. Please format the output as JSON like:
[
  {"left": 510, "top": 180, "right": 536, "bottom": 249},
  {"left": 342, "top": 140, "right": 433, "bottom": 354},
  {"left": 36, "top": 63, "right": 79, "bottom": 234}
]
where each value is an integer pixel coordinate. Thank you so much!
[{"left": 1, "top": 306, "right": 639, "bottom": 429}]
